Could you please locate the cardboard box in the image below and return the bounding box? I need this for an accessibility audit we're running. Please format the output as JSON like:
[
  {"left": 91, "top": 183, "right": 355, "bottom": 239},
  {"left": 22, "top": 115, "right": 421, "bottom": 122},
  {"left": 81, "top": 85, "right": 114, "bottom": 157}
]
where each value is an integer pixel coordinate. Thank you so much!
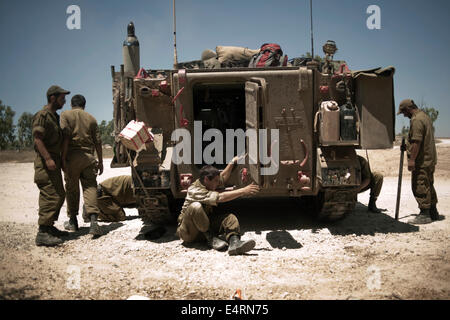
[{"left": 119, "top": 120, "right": 154, "bottom": 152}]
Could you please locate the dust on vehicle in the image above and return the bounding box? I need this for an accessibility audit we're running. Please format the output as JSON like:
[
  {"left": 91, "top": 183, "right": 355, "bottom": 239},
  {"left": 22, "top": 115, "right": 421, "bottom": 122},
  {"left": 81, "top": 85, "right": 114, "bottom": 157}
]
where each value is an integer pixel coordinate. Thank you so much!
[{"left": 110, "top": 23, "right": 396, "bottom": 228}]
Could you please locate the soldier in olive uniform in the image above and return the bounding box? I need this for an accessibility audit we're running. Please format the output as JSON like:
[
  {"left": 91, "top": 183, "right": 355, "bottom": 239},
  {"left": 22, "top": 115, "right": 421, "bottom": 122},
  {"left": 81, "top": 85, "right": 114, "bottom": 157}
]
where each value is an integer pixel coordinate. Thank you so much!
[
  {"left": 33, "top": 85, "right": 70, "bottom": 246},
  {"left": 80, "top": 175, "right": 166, "bottom": 239},
  {"left": 397, "top": 99, "right": 438, "bottom": 224},
  {"left": 357, "top": 155, "right": 384, "bottom": 213},
  {"left": 87, "top": 175, "right": 136, "bottom": 222},
  {"left": 176, "top": 158, "right": 260, "bottom": 255},
  {"left": 61, "top": 95, "right": 103, "bottom": 236}
]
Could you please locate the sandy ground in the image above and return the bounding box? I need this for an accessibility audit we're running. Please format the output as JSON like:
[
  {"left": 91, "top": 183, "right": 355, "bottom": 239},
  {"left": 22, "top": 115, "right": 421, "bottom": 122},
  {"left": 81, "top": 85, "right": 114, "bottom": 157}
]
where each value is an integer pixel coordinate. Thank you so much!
[{"left": 0, "top": 143, "right": 449, "bottom": 300}]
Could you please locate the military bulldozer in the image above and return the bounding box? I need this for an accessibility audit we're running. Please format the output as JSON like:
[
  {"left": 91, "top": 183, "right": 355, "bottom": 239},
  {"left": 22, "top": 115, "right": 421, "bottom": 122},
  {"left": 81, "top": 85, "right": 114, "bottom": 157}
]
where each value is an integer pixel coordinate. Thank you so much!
[{"left": 111, "top": 24, "right": 395, "bottom": 226}]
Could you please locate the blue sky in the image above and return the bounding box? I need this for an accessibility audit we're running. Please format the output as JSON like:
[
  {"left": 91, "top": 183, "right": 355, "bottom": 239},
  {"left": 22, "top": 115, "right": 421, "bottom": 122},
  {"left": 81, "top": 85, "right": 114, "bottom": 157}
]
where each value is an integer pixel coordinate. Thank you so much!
[{"left": 1, "top": 0, "right": 449, "bottom": 136}]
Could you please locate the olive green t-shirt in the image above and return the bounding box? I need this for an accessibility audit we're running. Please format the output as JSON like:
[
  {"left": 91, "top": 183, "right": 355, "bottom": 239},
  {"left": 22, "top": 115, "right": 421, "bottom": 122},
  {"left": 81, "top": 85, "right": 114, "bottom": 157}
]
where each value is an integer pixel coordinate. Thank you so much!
[
  {"left": 32, "top": 105, "right": 63, "bottom": 156},
  {"left": 407, "top": 110, "right": 437, "bottom": 168},
  {"left": 179, "top": 177, "right": 225, "bottom": 220},
  {"left": 60, "top": 107, "right": 101, "bottom": 154}
]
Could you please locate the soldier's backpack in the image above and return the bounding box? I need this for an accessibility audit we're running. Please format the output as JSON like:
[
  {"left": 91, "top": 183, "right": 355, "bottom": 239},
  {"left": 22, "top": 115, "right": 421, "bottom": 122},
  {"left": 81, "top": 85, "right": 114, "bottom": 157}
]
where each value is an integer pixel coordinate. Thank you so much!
[{"left": 248, "top": 43, "right": 287, "bottom": 68}]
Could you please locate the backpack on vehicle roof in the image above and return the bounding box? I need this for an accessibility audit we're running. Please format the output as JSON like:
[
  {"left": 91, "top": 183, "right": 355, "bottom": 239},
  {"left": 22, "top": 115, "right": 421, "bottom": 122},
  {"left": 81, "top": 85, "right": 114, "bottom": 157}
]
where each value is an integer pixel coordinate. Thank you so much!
[{"left": 248, "top": 43, "right": 287, "bottom": 68}]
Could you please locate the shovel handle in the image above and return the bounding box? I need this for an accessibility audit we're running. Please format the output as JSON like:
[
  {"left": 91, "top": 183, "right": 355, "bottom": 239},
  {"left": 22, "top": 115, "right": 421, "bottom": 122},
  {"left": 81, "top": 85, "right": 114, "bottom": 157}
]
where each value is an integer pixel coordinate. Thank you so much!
[{"left": 395, "top": 137, "right": 406, "bottom": 220}]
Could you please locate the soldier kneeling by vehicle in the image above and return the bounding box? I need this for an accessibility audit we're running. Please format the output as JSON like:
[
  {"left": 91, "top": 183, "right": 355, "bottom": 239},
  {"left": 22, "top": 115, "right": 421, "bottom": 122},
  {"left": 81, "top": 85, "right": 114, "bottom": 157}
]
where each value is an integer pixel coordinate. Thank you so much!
[
  {"left": 357, "top": 155, "right": 385, "bottom": 213},
  {"left": 84, "top": 175, "right": 136, "bottom": 223},
  {"left": 176, "top": 158, "right": 260, "bottom": 255},
  {"left": 82, "top": 175, "right": 166, "bottom": 239}
]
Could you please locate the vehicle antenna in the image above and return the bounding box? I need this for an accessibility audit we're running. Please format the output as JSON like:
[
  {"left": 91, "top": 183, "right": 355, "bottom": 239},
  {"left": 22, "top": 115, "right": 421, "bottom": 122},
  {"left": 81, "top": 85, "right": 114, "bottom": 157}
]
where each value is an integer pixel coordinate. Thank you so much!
[
  {"left": 310, "top": 0, "right": 314, "bottom": 59},
  {"left": 173, "top": 0, "right": 178, "bottom": 69}
]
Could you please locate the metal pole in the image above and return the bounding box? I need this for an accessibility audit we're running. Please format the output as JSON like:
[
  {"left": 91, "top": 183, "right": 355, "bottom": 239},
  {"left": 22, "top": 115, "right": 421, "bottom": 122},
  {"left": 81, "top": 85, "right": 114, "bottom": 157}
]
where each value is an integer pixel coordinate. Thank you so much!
[
  {"left": 395, "top": 137, "right": 406, "bottom": 220},
  {"left": 173, "top": 0, "right": 178, "bottom": 69},
  {"left": 118, "top": 64, "right": 126, "bottom": 163},
  {"left": 310, "top": 0, "right": 314, "bottom": 59}
]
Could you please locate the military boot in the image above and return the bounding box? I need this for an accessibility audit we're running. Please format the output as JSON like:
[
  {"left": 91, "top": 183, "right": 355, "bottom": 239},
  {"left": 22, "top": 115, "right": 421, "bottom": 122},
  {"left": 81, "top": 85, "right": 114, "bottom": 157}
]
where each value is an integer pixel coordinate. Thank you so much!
[
  {"left": 82, "top": 205, "right": 90, "bottom": 223},
  {"left": 48, "top": 225, "right": 70, "bottom": 237},
  {"left": 368, "top": 197, "right": 382, "bottom": 213},
  {"left": 228, "top": 235, "right": 255, "bottom": 256},
  {"left": 408, "top": 209, "right": 433, "bottom": 225},
  {"left": 139, "top": 223, "right": 166, "bottom": 240},
  {"left": 89, "top": 214, "right": 102, "bottom": 237},
  {"left": 64, "top": 216, "right": 79, "bottom": 231},
  {"left": 430, "top": 205, "right": 439, "bottom": 221},
  {"left": 35, "top": 226, "right": 63, "bottom": 247},
  {"left": 203, "top": 230, "right": 228, "bottom": 251}
]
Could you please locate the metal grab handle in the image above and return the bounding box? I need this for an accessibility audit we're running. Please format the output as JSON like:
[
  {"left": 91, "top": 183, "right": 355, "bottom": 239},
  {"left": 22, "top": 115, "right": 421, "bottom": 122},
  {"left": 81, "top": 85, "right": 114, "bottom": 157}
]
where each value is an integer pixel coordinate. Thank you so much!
[
  {"left": 279, "top": 139, "right": 309, "bottom": 168},
  {"left": 299, "top": 139, "right": 309, "bottom": 168},
  {"left": 313, "top": 110, "right": 320, "bottom": 133},
  {"left": 172, "top": 87, "right": 188, "bottom": 127},
  {"left": 171, "top": 87, "right": 184, "bottom": 104},
  {"left": 179, "top": 104, "right": 189, "bottom": 127}
]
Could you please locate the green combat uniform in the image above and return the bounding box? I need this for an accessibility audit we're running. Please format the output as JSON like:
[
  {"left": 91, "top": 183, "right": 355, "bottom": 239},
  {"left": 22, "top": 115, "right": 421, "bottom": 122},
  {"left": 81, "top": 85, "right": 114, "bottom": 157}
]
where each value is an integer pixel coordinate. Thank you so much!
[
  {"left": 358, "top": 155, "right": 383, "bottom": 200},
  {"left": 96, "top": 175, "right": 136, "bottom": 222},
  {"left": 60, "top": 107, "right": 102, "bottom": 219},
  {"left": 407, "top": 110, "right": 438, "bottom": 210},
  {"left": 176, "top": 178, "right": 240, "bottom": 243},
  {"left": 32, "top": 106, "right": 66, "bottom": 226}
]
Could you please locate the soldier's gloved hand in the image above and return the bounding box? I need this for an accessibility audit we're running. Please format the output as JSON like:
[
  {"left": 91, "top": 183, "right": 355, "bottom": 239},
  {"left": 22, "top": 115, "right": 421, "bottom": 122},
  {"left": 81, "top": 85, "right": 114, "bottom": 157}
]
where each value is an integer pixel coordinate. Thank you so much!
[
  {"left": 45, "top": 158, "right": 57, "bottom": 171},
  {"left": 400, "top": 143, "right": 406, "bottom": 152}
]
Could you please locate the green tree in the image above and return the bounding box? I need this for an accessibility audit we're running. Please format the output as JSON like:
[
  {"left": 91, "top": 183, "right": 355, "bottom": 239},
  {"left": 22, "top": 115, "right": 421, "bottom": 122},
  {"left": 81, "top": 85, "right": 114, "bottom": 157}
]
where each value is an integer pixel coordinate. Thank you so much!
[
  {"left": 417, "top": 98, "right": 439, "bottom": 132},
  {"left": 421, "top": 107, "right": 439, "bottom": 131},
  {"left": 99, "top": 119, "right": 114, "bottom": 146},
  {"left": 0, "top": 100, "right": 16, "bottom": 150},
  {"left": 17, "top": 112, "right": 34, "bottom": 148},
  {"left": 400, "top": 125, "right": 409, "bottom": 138}
]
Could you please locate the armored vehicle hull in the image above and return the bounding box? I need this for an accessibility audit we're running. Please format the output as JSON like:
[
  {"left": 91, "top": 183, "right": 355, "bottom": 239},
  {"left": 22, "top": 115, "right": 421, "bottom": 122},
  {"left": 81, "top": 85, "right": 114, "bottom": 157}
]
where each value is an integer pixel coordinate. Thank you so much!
[{"left": 110, "top": 35, "right": 395, "bottom": 225}]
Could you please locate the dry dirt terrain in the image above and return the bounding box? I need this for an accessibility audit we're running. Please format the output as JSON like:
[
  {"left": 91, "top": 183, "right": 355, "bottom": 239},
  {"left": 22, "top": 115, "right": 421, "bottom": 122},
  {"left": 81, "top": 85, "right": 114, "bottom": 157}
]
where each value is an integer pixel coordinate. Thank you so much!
[{"left": 0, "top": 144, "right": 449, "bottom": 300}]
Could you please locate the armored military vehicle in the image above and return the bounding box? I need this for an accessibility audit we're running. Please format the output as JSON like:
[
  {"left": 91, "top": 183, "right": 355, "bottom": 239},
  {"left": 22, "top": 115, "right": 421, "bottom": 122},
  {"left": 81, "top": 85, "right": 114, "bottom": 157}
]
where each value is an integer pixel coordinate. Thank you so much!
[{"left": 111, "top": 24, "right": 395, "bottom": 225}]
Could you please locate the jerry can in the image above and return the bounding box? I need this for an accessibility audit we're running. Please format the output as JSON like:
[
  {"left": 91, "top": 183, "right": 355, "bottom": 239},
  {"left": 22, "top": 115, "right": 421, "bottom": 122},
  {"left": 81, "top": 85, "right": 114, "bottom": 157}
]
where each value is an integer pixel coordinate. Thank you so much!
[
  {"left": 315, "top": 101, "right": 340, "bottom": 143},
  {"left": 340, "top": 102, "right": 357, "bottom": 141}
]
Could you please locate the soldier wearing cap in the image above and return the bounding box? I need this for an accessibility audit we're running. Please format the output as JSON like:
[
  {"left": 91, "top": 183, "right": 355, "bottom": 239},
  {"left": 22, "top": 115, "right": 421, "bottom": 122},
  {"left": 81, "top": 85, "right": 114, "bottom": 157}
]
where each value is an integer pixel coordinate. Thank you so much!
[
  {"left": 33, "top": 85, "right": 70, "bottom": 246},
  {"left": 397, "top": 99, "right": 438, "bottom": 224},
  {"left": 61, "top": 94, "right": 103, "bottom": 236},
  {"left": 357, "top": 155, "right": 384, "bottom": 213}
]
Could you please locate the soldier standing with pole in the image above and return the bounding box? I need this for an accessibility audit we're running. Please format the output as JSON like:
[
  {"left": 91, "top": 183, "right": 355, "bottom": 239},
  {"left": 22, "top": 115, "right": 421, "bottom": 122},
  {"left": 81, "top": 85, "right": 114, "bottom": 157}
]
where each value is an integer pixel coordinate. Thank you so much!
[{"left": 397, "top": 99, "right": 439, "bottom": 224}]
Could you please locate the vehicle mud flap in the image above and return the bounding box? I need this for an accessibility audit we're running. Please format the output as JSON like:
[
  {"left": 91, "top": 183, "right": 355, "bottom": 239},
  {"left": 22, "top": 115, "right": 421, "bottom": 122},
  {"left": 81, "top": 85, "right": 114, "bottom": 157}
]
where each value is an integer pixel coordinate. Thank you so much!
[
  {"left": 315, "top": 189, "right": 357, "bottom": 222},
  {"left": 136, "top": 192, "right": 174, "bottom": 225}
]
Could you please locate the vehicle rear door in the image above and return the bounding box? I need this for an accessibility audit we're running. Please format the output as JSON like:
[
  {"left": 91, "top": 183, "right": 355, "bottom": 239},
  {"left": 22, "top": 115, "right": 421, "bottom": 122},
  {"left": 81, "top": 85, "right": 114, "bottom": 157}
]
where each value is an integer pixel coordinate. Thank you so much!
[{"left": 245, "top": 81, "right": 262, "bottom": 185}]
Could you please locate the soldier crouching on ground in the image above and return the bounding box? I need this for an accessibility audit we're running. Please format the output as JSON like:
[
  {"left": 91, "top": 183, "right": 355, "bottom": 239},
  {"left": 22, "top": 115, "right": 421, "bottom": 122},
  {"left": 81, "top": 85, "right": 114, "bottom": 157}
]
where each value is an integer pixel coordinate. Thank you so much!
[
  {"left": 176, "top": 158, "right": 260, "bottom": 255},
  {"left": 81, "top": 175, "right": 166, "bottom": 239},
  {"left": 83, "top": 175, "right": 136, "bottom": 223},
  {"left": 61, "top": 94, "right": 103, "bottom": 236},
  {"left": 33, "top": 85, "right": 70, "bottom": 246},
  {"left": 357, "top": 155, "right": 385, "bottom": 213}
]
